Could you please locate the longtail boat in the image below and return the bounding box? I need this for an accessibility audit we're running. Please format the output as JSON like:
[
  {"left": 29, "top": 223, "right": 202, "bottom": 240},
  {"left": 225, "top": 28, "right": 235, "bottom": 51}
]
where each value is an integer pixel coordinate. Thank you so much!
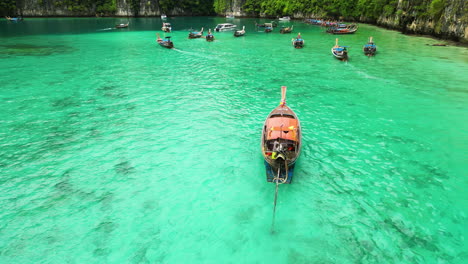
[
  {"left": 115, "top": 22, "right": 129, "bottom": 29},
  {"left": 234, "top": 26, "right": 245, "bottom": 37},
  {"left": 188, "top": 27, "right": 203, "bottom": 39},
  {"left": 363, "top": 37, "right": 377, "bottom": 56},
  {"left": 280, "top": 25, "right": 293, "bottom": 34},
  {"left": 261, "top": 86, "right": 301, "bottom": 184},
  {"left": 156, "top": 33, "right": 174, "bottom": 49},
  {"left": 205, "top": 29, "right": 215, "bottom": 42},
  {"left": 332, "top": 38, "right": 348, "bottom": 60},
  {"left": 162, "top": 22, "right": 172, "bottom": 33},
  {"left": 292, "top": 33, "right": 304, "bottom": 49},
  {"left": 327, "top": 24, "right": 358, "bottom": 34}
]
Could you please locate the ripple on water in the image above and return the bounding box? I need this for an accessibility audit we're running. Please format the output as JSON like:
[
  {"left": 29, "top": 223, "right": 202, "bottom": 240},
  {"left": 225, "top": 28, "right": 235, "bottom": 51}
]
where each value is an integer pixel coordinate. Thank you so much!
[{"left": 0, "top": 44, "right": 75, "bottom": 57}]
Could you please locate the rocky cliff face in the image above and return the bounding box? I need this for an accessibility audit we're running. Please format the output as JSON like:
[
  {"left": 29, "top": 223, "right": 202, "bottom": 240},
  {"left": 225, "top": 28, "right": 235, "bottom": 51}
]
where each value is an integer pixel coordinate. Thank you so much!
[
  {"left": 14, "top": 0, "right": 178, "bottom": 17},
  {"left": 375, "top": 0, "right": 467, "bottom": 42}
]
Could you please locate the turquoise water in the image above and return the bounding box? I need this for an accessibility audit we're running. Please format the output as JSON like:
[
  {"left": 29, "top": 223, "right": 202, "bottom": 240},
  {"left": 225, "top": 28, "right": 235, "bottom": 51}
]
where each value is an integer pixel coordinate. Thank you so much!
[{"left": 1, "top": 17, "right": 467, "bottom": 263}]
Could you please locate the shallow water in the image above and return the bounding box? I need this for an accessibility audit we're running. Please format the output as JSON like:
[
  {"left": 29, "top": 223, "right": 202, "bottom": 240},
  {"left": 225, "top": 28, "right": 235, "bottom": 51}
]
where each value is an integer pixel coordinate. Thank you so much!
[{"left": 0, "top": 17, "right": 467, "bottom": 263}]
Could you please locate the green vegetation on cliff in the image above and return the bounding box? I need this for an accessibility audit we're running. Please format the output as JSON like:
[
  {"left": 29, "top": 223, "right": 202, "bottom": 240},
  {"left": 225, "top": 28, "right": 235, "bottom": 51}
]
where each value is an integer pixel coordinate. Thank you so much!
[{"left": 239, "top": 0, "right": 447, "bottom": 22}]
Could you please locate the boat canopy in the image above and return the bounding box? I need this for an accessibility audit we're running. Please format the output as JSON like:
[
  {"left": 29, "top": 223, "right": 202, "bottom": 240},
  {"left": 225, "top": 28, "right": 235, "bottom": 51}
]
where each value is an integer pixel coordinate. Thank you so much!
[{"left": 266, "top": 117, "right": 298, "bottom": 141}]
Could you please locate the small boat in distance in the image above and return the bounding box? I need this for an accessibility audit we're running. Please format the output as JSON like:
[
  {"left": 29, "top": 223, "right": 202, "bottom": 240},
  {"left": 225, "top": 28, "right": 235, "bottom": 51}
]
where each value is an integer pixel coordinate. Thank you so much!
[
  {"left": 162, "top": 22, "right": 172, "bottom": 33},
  {"left": 156, "top": 33, "right": 174, "bottom": 49},
  {"left": 188, "top": 27, "right": 204, "bottom": 39},
  {"left": 115, "top": 22, "right": 129, "bottom": 29},
  {"left": 327, "top": 24, "right": 358, "bottom": 34},
  {"left": 226, "top": 14, "right": 235, "bottom": 19},
  {"left": 256, "top": 21, "right": 278, "bottom": 28},
  {"left": 215, "top": 23, "right": 237, "bottom": 32},
  {"left": 161, "top": 14, "right": 167, "bottom": 20},
  {"left": 279, "top": 16, "right": 291, "bottom": 21},
  {"left": 5, "top": 16, "right": 23, "bottom": 22},
  {"left": 234, "top": 26, "right": 245, "bottom": 37},
  {"left": 332, "top": 38, "right": 348, "bottom": 60},
  {"left": 261, "top": 86, "right": 301, "bottom": 184},
  {"left": 280, "top": 25, "right": 293, "bottom": 34},
  {"left": 363, "top": 37, "right": 377, "bottom": 56},
  {"left": 206, "top": 29, "right": 215, "bottom": 42},
  {"left": 292, "top": 33, "right": 304, "bottom": 49}
]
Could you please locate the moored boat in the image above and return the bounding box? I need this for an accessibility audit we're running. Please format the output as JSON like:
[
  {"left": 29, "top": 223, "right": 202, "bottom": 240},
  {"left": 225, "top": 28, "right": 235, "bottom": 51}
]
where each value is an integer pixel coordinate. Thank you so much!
[
  {"left": 292, "top": 33, "right": 304, "bottom": 49},
  {"left": 327, "top": 24, "right": 358, "bottom": 34},
  {"left": 215, "top": 23, "right": 237, "bottom": 32},
  {"left": 279, "top": 16, "right": 291, "bottom": 21},
  {"left": 161, "top": 14, "right": 167, "bottom": 20},
  {"left": 5, "top": 16, "right": 23, "bottom": 22},
  {"left": 363, "top": 36, "right": 377, "bottom": 56},
  {"left": 256, "top": 21, "right": 278, "bottom": 28},
  {"left": 156, "top": 33, "right": 174, "bottom": 49},
  {"left": 261, "top": 86, "right": 301, "bottom": 184},
  {"left": 234, "top": 26, "right": 245, "bottom": 37},
  {"left": 206, "top": 29, "right": 215, "bottom": 42},
  {"left": 226, "top": 14, "right": 235, "bottom": 19},
  {"left": 162, "top": 22, "right": 172, "bottom": 33},
  {"left": 332, "top": 38, "right": 348, "bottom": 60},
  {"left": 188, "top": 27, "right": 204, "bottom": 39},
  {"left": 280, "top": 25, "right": 293, "bottom": 34},
  {"left": 115, "top": 22, "right": 129, "bottom": 29}
]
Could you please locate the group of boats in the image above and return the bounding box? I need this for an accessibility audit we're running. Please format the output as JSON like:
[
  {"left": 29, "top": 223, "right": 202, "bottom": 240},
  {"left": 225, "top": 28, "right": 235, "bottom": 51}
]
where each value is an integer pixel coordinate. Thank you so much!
[
  {"left": 155, "top": 20, "right": 377, "bottom": 56},
  {"left": 305, "top": 19, "right": 359, "bottom": 34},
  {"left": 331, "top": 37, "right": 377, "bottom": 60}
]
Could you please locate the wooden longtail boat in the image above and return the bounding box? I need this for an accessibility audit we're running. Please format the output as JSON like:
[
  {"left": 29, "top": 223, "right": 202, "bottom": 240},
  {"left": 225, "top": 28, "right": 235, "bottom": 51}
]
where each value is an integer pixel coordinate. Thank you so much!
[
  {"left": 261, "top": 86, "right": 301, "bottom": 184},
  {"left": 156, "top": 33, "right": 174, "bottom": 49},
  {"left": 115, "top": 23, "right": 129, "bottom": 29},
  {"left": 332, "top": 38, "right": 348, "bottom": 60},
  {"left": 188, "top": 27, "right": 203, "bottom": 39},
  {"left": 280, "top": 25, "right": 293, "bottom": 34},
  {"left": 162, "top": 22, "right": 172, "bottom": 33},
  {"left": 205, "top": 29, "right": 215, "bottom": 42},
  {"left": 363, "top": 37, "right": 377, "bottom": 56},
  {"left": 234, "top": 26, "right": 245, "bottom": 37},
  {"left": 327, "top": 24, "right": 358, "bottom": 34},
  {"left": 292, "top": 33, "right": 304, "bottom": 49}
]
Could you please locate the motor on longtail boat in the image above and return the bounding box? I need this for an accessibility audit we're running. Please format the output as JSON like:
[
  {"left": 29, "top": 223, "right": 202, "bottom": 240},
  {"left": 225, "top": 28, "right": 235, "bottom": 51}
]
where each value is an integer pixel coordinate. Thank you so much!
[{"left": 261, "top": 86, "right": 301, "bottom": 184}]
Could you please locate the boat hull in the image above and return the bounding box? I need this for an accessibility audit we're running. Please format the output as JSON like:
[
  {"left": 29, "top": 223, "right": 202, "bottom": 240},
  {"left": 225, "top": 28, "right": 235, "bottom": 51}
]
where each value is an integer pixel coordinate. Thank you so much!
[
  {"left": 261, "top": 103, "right": 301, "bottom": 183},
  {"left": 363, "top": 46, "right": 377, "bottom": 56},
  {"left": 332, "top": 47, "right": 348, "bottom": 60}
]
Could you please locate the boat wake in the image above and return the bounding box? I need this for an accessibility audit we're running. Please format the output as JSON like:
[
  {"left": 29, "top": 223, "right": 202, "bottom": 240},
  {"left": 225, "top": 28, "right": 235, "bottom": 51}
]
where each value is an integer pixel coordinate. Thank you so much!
[{"left": 347, "top": 63, "right": 380, "bottom": 80}]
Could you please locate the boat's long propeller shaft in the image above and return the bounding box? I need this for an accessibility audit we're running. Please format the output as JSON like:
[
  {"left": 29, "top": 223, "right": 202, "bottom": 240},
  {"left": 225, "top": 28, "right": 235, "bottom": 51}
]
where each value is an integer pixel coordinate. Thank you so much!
[{"left": 271, "top": 167, "right": 281, "bottom": 233}]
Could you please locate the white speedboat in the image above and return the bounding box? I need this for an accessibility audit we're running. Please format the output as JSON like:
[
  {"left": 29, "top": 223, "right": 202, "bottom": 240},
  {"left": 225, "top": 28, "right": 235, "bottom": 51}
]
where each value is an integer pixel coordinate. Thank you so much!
[
  {"left": 215, "top": 23, "right": 237, "bottom": 32},
  {"left": 161, "top": 14, "right": 167, "bottom": 20},
  {"left": 279, "top": 16, "right": 291, "bottom": 21}
]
